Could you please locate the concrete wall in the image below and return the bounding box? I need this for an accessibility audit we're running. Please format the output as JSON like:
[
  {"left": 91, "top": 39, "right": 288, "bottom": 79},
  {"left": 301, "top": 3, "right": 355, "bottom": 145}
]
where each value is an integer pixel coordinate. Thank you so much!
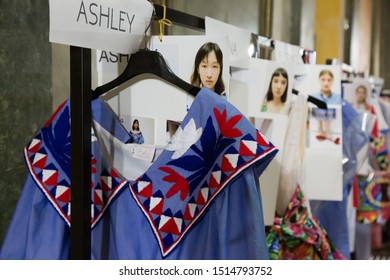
[{"left": 0, "top": 1, "right": 52, "bottom": 245}]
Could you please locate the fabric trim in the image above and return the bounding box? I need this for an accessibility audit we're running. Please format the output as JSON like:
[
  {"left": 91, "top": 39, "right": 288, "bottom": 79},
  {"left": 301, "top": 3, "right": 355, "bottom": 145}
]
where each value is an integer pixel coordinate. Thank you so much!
[{"left": 129, "top": 145, "right": 277, "bottom": 257}]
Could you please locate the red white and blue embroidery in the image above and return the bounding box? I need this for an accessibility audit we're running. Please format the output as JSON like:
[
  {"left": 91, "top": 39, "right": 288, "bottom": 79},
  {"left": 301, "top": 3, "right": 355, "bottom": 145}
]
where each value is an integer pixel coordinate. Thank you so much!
[
  {"left": 24, "top": 103, "right": 127, "bottom": 227},
  {"left": 129, "top": 108, "right": 276, "bottom": 256},
  {"left": 24, "top": 99, "right": 277, "bottom": 258}
]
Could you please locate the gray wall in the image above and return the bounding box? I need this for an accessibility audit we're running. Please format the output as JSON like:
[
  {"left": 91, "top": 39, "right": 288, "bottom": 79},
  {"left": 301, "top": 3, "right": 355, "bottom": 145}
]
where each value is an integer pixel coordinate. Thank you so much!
[
  {"left": 371, "top": 0, "right": 390, "bottom": 89},
  {"left": 167, "top": 0, "right": 261, "bottom": 35},
  {"left": 0, "top": 1, "right": 52, "bottom": 245}
]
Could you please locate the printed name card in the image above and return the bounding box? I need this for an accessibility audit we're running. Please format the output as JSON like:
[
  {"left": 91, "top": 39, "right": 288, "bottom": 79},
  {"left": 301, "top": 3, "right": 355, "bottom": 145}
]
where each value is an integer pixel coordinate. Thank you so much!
[
  {"left": 132, "top": 145, "right": 156, "bottom": 163},
  {"left": 49, "top": 0, "right": 153, "bottom": 53}
]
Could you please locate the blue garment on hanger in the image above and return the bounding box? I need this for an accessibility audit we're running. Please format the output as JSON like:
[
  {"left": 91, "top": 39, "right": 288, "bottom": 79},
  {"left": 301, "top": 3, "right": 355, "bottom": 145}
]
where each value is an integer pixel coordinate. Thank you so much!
[{"left": 0, "top": 87, "right": 278, "bottom": 260}]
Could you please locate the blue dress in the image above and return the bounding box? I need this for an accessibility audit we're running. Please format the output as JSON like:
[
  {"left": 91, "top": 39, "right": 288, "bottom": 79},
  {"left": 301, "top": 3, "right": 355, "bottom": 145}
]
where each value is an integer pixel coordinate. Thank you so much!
[
  {"left": 0, "top": 87, "right": 278, "bottom": 260},
  {"left": 129, "top": 130, "right": 144, "bottom": 144}
]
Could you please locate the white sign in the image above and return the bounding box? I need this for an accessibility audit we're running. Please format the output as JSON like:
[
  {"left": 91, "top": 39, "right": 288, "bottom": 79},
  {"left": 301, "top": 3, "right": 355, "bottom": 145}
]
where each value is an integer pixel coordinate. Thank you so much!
[
  {"left": 300, "top": 65, "right": 343, "bottom": 201},
  {"left": 274, "top": 40, "right": 305, "bottom": 64},
  {"left": 205, "top": 17, "right": 252, "bottom": 68},
  {"left": 49, "top": 0, "right": 154, "bottom": 54}
]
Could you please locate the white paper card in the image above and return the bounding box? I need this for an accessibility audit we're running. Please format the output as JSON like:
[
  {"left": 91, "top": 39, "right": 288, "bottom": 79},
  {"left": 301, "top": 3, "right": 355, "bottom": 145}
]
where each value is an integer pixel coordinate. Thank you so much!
[
  {"left": 305, "top": 149, "right": 343, "bottom": 200},
  {"left": 49, "top": 0, "right": 153, "bottom": 53},
  {"left": 205, "top": 17, "right": 252, "bottom": 68},
  {"left": 132, "top": 145, "right": 156, "bottom": 163},
  {"left": 274, "top": 40, "right": 305, "bottom": 64}
]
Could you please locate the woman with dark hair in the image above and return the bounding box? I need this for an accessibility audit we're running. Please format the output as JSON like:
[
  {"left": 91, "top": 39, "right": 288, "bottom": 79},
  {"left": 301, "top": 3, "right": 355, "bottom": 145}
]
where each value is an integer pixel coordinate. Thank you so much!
[
  {"left": 130, "top": 119, "right": 144, "bottom": 144},
  {"left": 261, "top": 68, "right": 289, "bottom": 114},
  {"left": 190, "top": 42, "right": 225, "bottom": 96}
]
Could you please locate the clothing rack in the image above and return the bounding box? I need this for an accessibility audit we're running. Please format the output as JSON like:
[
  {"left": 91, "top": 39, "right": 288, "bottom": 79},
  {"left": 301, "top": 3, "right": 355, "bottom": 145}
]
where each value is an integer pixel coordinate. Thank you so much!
[
  {"left": 69, "top": 3, "right": 208, "bottom": 260},
  {"left": 69, "top": 46, "right": 92, "bottom": 260},
  {"left": 68, "top": 3, "right": 279, "bottom": 259}
]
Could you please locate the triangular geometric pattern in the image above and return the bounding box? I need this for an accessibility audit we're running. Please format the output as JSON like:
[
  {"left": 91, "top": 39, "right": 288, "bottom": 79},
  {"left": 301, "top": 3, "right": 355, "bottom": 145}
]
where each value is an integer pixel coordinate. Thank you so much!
[
  {"left": 157, "top": 209, "right": 184, "bottom": 237},
  {"left": 208, "top": 164, "right": 222, "bottom": 189},
  {"left": 55, "top": 185, "right": 71, "bottom": 203},
  {"left": 149, "top": 196, "right": 164, "bottom": 215},
  {"left": 143, "top": 190, "right": 164, "bottom": 216},
  {"left": 195, "top": 191, "right": 206, "bottom": 205},
  {"left": 39, "top": 163, "right": 59, "bottom": 187},
  {"left": 28, "top": 137, "right": 42, "bottom": 153},
  {"left": 110, "top": 168, "right": 122, "bottom": 179},
  {"left": 221, "top": 154, "right": 239, "bottom": 172},
  {"left": 173, "top": 211, "right": 184, "bottom": 233},
  {"left": 29, "top": 146, "right": 47, "bottom": 169},
  {"left": 196, "top": 187, "right": 210, "bottom": 205},
  {"left": 156, "top": 209, "right": 173, "bottom": 233},
  {"left": 32, "top": 152, "right": 47, "bottom": 169},
  {"left": 183, "top": 202, "right": 198, "bottom": 220},
  {"left": 127, "top": 128, "right": 277, "bottom": 257},
  {"left": 42, "top": 169, "right": 58, "bottom": 186},
  {"left": 159, "top": 216, "right": 181, "bottom": 235},
  {"left": 25, "top": 138, "right": 127, "bottom": 228},
  {"left": 89, "top": 168, "right": 127, "bottom": 225},
  {"left": 100, "top": 175, "right": 113, "bottom": 193},
  {"left": 100, "top": 168, "right": 124, "bottom": 197},
  {"left": 137, "top": 181, "right": 153, "bottom": 198},
  {"left": 221, "top": 146, "right": 242, "bottom": 172},
  {"left": 94, "top": 189, "right": 104, "bottom": 205},
  {"left": 256, "top": 131, "right": 269, "bottom": 149},
  {"left": 239, "top": 134, "right": 258, "bottom": 157},
  {"left": 92, "top": 182, "right": 104, "bottom": 204},
  {"left": 100, "top": 169, "right": 110, "bottom": 177},
  {"left": 23, "top": 101, "right": 131, "bottom": 230},
  {"left": 133, "top": 174, "right": 153, "bottom": 198}
]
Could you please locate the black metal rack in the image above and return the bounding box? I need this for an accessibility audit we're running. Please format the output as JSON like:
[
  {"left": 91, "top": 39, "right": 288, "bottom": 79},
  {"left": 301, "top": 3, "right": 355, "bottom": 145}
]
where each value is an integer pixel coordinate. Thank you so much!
[
  {"left": 68, "top": 3, "right": 284, "bottom": 260},
  {"left": 68, "top": 3, "right": 207, "bottom": 260},
  {"left": 69, "top": 46, "right": 92, "bottom": 260}
]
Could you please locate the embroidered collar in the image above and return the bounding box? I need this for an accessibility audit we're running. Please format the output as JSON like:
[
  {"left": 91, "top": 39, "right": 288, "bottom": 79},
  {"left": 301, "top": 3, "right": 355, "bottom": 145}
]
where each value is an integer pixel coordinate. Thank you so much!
[{"left": 24, "top": 88, "right": 278, "bottom": 257}]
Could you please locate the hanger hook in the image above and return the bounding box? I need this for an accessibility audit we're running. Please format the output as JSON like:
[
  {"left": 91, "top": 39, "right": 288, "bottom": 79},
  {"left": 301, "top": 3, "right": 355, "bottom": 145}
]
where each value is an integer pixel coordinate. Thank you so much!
[{"left": 158, "top": 4, "right": 172, "bottom": 42}]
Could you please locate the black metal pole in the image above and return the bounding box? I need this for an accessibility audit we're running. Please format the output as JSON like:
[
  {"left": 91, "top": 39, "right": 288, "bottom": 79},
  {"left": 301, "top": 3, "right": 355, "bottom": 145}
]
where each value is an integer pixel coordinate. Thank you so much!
[
  {"left": 69, "top": 46, "right": 92, "bottom": 260},
  {"left": 154, "top": 4, "right": 205, "bottom": 31}
]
